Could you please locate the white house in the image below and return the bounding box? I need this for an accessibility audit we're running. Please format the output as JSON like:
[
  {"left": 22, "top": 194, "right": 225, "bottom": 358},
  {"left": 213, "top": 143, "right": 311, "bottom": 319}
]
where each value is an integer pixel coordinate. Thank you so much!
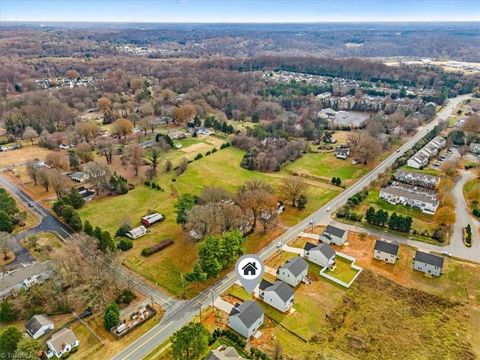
[
  {"left": 125, "top": 225, "right": 148, "bottom": 239},
  {"left": 413, "top": 251, "right": 444, "bottom": 277},
  {"left": 303, "top": 242, "right": 336, "bottom": 268},
  {"left": 258, "top": 280, "right": 294, "bottom": 313},
  {"left": 335, "top": 147, "right": 350, "bottom": 159},
  {"left": 276, "top": 256, "right": 308, "bottom": 287},
  {"left": 319, "top": 225, "right": 347, "bottom": 245},
  {"left": 26, "top": 314, "right": 54, "bottom": 339},
  {"left": 407, "top": 136, "right": 446, "bottom": 169},
  {"left": 373, "top": 240, "right": 399, "bottom": 264},
  {"left": 46, "top": 328, "right": 80, "bottom": 358},
  {"left": 470, "top": 142, "right": 480, "bottom": 154},
  {"left": 394, "top": 169, "right": 440, "bottom": 189},
  {"left": 228, "top": 300, "right": 264, "bottom": 338},
  {"left": 379, "top": 184, "right": 439, "bottom": 214},
  {"left": 0, "top": 262, "right": 51, "bottom": 299},
  {"left": 70, "top": 171, "right": 89, "bottom": 183}
]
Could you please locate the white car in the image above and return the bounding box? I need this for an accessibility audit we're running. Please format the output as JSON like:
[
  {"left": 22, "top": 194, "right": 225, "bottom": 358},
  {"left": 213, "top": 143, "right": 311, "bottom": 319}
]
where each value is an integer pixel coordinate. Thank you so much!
[
  {"left": 441, "top": 250, "right": 452, "bottom": 257},
  {"left": 325, "top": 207, "right": 331, "bottom": 212},
  {"left": 276, "top": 242, "right": 283, "bottom": 248}
]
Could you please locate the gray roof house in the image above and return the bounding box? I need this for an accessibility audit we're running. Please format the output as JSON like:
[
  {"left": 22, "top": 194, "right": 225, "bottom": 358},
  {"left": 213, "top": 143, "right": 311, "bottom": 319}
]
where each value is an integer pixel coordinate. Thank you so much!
[
  {"left": 407, "top": 136, "right": 446, "bottom": 169},
  {"left": 413, "top": 251, "right": 444, "bottom": 277},
  {"left": 276, "top": 256, "right": 308, "bottom": 287},
  {"left": 380, "top": 184, "right": 439, "bottom": 215},
  {"left": 303, "top": 242, "right": 336, "bottom": 268},
  {"left": 320, "top": 225, "right": 347, "bottom": 245},
  {"left": 46, "top": 328, "right": 80, "bottom": 359},
  {"left": 335, "top": 147, "right": 350, "bottom": 159},
  {"left": 70, "top": 171, "right": 89, "bottom": 183},
  {"left": 373, "top": 240, "right": 399, "bottom": 264},
  {"left": 258, "top": 280, "right": 294, "bottom": 313},
  {"left": 228, "top": 301, "right": 264, "bottom": 338},
  {"left": 394, "top": 169, "right": 440, "bottom": 189},
  {"left": 207, "top": 345, "right": 245, "bottom": 360},
  {"left": 0, "top": 262, "right": 51, "bottom": 299},
  {"left": 26, "top": 314, "right": 54, "bottom": 339}
]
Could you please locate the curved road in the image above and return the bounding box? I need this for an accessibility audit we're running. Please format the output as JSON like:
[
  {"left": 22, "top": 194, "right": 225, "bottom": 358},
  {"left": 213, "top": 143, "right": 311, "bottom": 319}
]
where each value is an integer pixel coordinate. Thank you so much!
[{"left": 112, "top": 94, "right": 473, "bottom": 360}]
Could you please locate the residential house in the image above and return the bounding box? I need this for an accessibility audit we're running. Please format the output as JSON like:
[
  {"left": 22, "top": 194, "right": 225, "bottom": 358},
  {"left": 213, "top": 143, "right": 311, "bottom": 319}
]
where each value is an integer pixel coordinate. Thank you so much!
[
  {"left": 77, "top": 186, "right": 95, "bottom": 202},
  {"left": 206, "top": 345, "right": 245, "bottom": 360},
  {"left": 379, "top": 184, "right": 439, "bottom": 214},
  {"left": 394, "top": 169, "right": 440, "bottom": 189},
  {"left": 258, "top": 280, "right": 294, "bottom": 313},
  {"left": 125, "top": 225, "right": 148, "bottom": 240},
  {"left": 276, "top": 256, "right": 308, "bottom": 287},
  {"left": 0, "top": 262, "right": 51, "bottom": 299},
  {"left": 335, "top": 147, "right": 350, "bottom": 159},
  {"left": 46, "top": 328, "right": 80, "bottom": 359},
  {"left": 303, "top": 242, "right": 336, "bottom": 268},
  {"left": 373, "top": 240, "right": 399, "bottom": 264},
  {"left": 407, "top": 136, "right": 446, "bottom": 169},
  {"left": 228, "top": 301, "right": 264, "bottom": 338},
  {"left": 70, "top": 172, "right": 89, "bottom": 183},
  {"left": 470, "top": 142, "right": 480, "bottom": 154},
  {"left": 413, "top": 251, "right": 444, "bottom": 277},
  {"left": 319, "top": 225, "right": 347, "bottom": 245},
  {"left": 26, "top": 314, "right": 54, "bottom": 339}
]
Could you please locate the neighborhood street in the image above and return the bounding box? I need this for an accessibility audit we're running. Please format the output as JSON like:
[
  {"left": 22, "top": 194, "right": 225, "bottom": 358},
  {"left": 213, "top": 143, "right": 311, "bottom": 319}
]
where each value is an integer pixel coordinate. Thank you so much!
[{"left": 112, "top": 94, "right": 474, "bottom": 360}]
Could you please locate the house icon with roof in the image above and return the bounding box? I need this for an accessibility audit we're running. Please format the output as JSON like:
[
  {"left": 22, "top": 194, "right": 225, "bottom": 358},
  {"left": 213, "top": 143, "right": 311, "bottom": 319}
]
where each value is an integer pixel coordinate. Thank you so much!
[{"left": 242, "top": 262, "right": 258, "bottom": 276}]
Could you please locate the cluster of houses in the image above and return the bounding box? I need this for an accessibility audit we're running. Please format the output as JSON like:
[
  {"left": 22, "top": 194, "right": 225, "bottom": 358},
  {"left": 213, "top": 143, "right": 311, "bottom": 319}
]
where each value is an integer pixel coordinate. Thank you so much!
[
  {"left": 25, "top": 314, "right": 80, "bottom": 358},
  {"left": 318, "top": 108, "right": 369, "bottom": 128},
  {"left": 0, "top": 261, "right": 51, "bottom": 299},
  {"left": 380, "top": 169, "right": 441, "bottom": 214},
  {"left": 373, "top": 239, "right": 444, "bottom": 276},
  {"left": 34, "top": 77, "right": 96, "bottom": 89},
  {"left": 407, "top": 136, "right": 446, "bottom": 169}
]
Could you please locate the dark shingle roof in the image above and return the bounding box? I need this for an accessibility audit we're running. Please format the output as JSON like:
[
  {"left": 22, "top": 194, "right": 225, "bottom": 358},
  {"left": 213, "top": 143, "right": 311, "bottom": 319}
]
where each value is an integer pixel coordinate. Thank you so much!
[
  {"left": 414, "top": 251, "right": 444, "bottom": 268},
  {"left": 265, "top": 281, "right": 294, "bottom": 303},
  {"left": 325, "top": 225, "right": 345, "bottom": 238},
  {"left": 26, "top": 314, "right": 52, "bottom": 336},
  {"left": 374, "top": 240, "right": 399, "bottom": 256},
  {"left": 259, "top": 279, "right": 273, "bottom": 291},
  {"left": 279, "top": 256, "right": 308, "bottom": 277},
  {"left": 229, "top": 301, "right": 264, "bottom": 328},
  {"left": 303, "top": 242, "right": 316, "bottom": 251}
]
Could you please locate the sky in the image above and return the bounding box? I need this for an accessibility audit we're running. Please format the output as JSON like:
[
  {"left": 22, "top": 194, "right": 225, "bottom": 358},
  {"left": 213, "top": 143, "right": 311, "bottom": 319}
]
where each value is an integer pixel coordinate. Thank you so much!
[{"left": 1, "top": 0, "right": 479, "bottom": 23}]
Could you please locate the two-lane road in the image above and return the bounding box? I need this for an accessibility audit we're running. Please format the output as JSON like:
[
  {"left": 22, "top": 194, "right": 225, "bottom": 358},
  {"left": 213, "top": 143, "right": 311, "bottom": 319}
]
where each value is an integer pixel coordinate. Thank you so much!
[{"left": 113, "top": 94, "right": 472, "bottom": 360}]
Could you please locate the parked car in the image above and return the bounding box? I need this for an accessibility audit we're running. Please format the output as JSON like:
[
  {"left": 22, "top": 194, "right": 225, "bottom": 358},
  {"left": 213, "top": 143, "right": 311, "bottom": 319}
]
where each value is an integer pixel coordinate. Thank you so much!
[
  {"left": 276, "top": 242, "right": 283, "bottom": 248},
  {"left": 79, "top": 308, "right": 93, "bottom": 319}
]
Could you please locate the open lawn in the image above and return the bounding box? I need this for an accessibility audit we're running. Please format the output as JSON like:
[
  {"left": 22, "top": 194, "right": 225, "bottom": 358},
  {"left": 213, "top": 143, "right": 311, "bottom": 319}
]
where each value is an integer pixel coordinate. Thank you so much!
[
  {"left": 0, "top": 145, "right": 55, "bottom": 169},
  {"left": 323, "top": 256, "right": 360, "bottom": 284},
  {"left": 401, "top": 165, "right": 443, "bottom": 176},
  {"left": 79, "top": 146, "right": 339, "bottom": 297},
  {"left": 464, "top": 176, "right": 480, "bottom": 211},
  {"left": 21, "top": 231, "right": 65, "bottom": 261},
  {"left": 284, "top": 151, "right": 368, "bottom": 186}
]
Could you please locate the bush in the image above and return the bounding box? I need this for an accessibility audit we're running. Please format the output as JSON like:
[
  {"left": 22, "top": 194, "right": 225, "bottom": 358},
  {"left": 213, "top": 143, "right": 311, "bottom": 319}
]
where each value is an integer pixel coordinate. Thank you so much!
[
  {"left": 141, "top": 239, "right": 174, "bottom": 257},
  {"left": 205, "top": 151, "right": 211, "bottom": 156},
  {"left": 144, "top": 181, "right": 151, "bottom": 186},
  {"left": 104, "top": 302, "right": 120, "bottom": 330},
  {"left": 194, "top": 153, "right": 203, "bottom": 161},
  {"left": 116, "top": 224, "right": 131, "bottom": 237},
  {"left": 212, "top": 148, "right": 217, "bottom": 153},
  {"left": 473, "top": 208, "right": 480, "bottom": 218},
  {"left": 117, "top": 238, "right": 133, "bottom": 251},
  {"left": 116, "top": 289, "right": 136, "bottom": 305}
]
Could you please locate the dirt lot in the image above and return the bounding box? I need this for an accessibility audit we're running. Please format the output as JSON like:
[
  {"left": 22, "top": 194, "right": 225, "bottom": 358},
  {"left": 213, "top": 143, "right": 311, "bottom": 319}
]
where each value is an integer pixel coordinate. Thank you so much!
[{"left": 0, "top": 145, "right": 55, "bottom": 169}]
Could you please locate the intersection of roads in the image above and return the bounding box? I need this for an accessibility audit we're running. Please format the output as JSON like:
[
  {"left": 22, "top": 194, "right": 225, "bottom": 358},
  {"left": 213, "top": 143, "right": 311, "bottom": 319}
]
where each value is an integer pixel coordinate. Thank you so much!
[{"left": 0, "top": 94, "right": 475, "bottom": 359}]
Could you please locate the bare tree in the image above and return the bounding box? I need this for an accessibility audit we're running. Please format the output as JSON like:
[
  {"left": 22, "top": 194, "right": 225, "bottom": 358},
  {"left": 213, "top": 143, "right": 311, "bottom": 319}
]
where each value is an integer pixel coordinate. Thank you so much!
[
  {"left": 127, "top": 143, "right": 144, "bottom": 176},
  {"left": 37, "top": 168, "right": 50, "bottom": 192},
  {"left": 76, "top": 143, "right": 95, "bottom": 163},
  {"left": 97, "top": 138, "right": 115, "bottom": 164},
  {"left": 26, "top": 162, "right": 39, "bottom": 185},
  {"left": 75, "top": 121, "right": 99, "bottom": 144},
  {"left": 45, "top": 152, "right": 70, "bottom": 171},
  {"left": 237, "top": 180, "right": 277, "bottom": 232},
  {"left": 112, "top": 118, "right": 134, "bottom": 139},
  {"left": 278, "top": 176, "right": 307, "bottom": 207},
  {"left": 49, "top": 170, "right": 70, "bottom": 199},
  {"left": 23, "top": 127, "right": 38, "bottom": 145},
  {"left": 84, "top": 161, "right": 111, "bottom": 195}
]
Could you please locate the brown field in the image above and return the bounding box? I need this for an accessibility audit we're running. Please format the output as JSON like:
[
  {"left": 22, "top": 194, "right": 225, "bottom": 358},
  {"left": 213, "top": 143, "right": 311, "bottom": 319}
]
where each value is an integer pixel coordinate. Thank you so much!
[{"left": 0, "top": 145, "right": 55, "bottom": 169}]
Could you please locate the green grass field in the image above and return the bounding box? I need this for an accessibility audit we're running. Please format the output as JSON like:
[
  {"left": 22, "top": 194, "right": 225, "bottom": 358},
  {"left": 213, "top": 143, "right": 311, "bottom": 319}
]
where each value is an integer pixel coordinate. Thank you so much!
[
  {"left": 80, "top": 146, "right": 343, "bottom": 297},
  {"left": 323, "top": 256, "right": 360, "bottom": 284}
]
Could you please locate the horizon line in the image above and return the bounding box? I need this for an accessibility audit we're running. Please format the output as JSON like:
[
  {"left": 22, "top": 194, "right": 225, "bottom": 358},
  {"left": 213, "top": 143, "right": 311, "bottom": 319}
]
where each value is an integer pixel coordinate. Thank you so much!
[{"left": 2, "top": 20, "right": 479, "bottom": 24}]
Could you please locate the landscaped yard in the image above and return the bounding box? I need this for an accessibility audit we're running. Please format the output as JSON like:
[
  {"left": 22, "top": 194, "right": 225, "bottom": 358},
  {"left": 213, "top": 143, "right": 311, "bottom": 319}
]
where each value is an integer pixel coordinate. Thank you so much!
[
  {"left": 323, "top": 255, "right": 360, "bottom": 284},
  {"left": 464, "top": 176, "right": 480, "bottom": 211}
]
